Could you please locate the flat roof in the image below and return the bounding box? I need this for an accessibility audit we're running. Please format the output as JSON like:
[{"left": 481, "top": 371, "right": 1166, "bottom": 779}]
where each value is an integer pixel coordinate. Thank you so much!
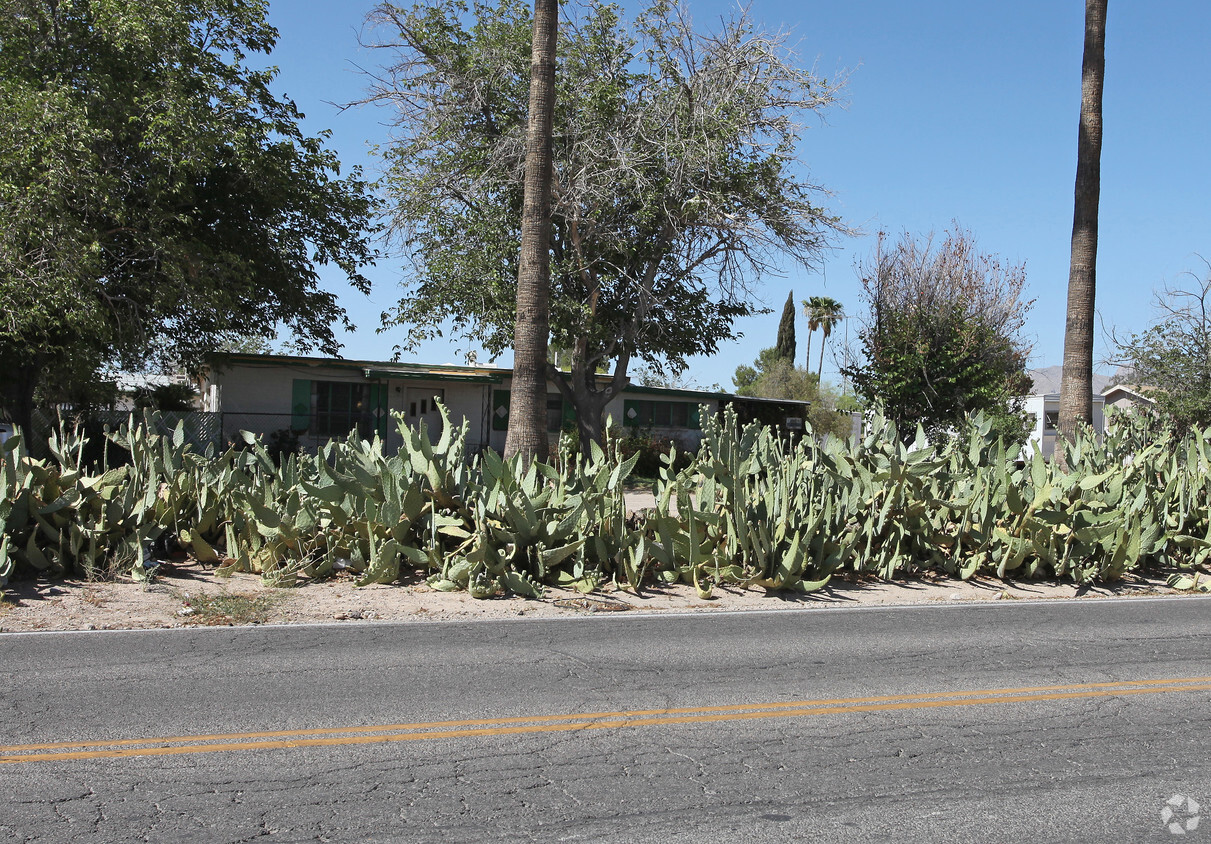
[
  {"left": 1028, "top": 393, "right": 1106, "bottom": 402},
  {"left": 211, "top": 352, "right": 810, "bottom": 406},
  {"left": 213, "top": 352, "right": 506, "bottom": 380}
]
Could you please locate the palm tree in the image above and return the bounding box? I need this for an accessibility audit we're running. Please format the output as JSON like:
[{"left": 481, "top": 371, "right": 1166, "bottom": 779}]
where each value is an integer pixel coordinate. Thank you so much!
[
  {"left": 504, "top": 0, "right": 559, "bottom": 464},
  {"left": 1057, "top": 0, "right": 1108, "bottom": 462},
  {"left": 802, "top": 296, "right": 824, "bottom": 372},
  {"left": 804, "top": 296, "right": 844, "bottom": 381},
  {"left": 815, "top": 299, "right": 844, "bottom": 382}
]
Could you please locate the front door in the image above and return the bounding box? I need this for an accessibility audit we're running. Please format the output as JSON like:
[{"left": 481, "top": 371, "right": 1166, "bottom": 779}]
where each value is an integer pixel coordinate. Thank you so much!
[{"left": 405, "top": 387, "right": 445, "bottom": 442}]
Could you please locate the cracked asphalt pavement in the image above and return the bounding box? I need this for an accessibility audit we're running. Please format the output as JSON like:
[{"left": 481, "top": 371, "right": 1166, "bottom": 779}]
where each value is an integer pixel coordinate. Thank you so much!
[{"left": 2, "top": 596, "right": 1210, "bottom": 842}]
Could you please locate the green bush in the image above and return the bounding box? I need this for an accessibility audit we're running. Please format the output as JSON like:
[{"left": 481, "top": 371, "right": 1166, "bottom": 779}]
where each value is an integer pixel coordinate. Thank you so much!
[{"left": 614, "top": 430, "right": 693, "bottom": 479}]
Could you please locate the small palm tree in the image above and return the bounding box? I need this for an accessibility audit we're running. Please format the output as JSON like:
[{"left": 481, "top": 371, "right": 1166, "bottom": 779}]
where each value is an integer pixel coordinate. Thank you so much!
[
  {"left": 802, "top": 296, "right": 825, "bottom": 372},
  {"left": 804, "top": 296, "right": 844, "bottom": 381}
]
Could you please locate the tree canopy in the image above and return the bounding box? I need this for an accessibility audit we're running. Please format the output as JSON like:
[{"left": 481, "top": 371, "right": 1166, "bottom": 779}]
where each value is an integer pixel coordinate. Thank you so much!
[
  {"left": 733, "top": 347, "right": 857, "bottom": 440},
  {"left": 842, "top": 227, "right": 1033, "bottom": 444},
  {"left": 1113, "top": 264, "right": 1211, "bottom": 433},
  {"left": 365, "top": 0, "right": 845, "bottom": 449},
  {"left": 0, "top": 0, "right": 378, "bottom": 432}
]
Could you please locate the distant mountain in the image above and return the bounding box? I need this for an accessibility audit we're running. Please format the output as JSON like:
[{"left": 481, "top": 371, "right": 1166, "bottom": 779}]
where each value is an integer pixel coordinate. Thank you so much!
[{"left": 1027, "top": 366, "right": 1115, "bottom": 395}]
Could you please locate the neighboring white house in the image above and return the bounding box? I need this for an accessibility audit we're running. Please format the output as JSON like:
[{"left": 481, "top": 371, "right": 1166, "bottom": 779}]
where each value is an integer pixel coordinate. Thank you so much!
[
  {"left": 199, "top": 353, "right": 809, "bottom": 454},
  {"left": 1021, "top": 393, "right": 1106, "bottom": 460},
  {"left": 109, "top": 372, "right": 200, "bottom": 411}
]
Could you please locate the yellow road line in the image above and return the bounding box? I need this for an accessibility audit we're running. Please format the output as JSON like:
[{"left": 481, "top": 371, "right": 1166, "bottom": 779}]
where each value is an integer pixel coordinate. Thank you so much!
[
  {"left": 2, "top": 677, "right": 1208, "bottom": 765},
  {"left": 4, "top": 675, "right": 1205, "bottom": 754}
]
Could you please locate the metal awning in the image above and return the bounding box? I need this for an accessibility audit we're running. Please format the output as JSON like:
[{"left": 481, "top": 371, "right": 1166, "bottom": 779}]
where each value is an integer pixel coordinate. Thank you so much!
[{"left": 362, "top": 368, "right": 504, "bottom": 384}]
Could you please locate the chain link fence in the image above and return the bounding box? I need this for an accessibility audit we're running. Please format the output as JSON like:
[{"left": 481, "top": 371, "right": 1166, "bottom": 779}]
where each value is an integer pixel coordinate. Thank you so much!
[
  {"left": 27, "top": 409, "right": 223, "bottom": 460},
  {"left": 216, "top": 412, "right": 344, "bottom": 455},
  {"left": 20, "top": 409, "right": 478, "bottom": 461}
]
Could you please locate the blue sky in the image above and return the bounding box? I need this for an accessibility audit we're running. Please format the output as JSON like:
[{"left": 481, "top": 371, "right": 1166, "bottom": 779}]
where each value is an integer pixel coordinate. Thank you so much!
[{"left": 265, "top": 0, "right": 1211, "bottom": 389}]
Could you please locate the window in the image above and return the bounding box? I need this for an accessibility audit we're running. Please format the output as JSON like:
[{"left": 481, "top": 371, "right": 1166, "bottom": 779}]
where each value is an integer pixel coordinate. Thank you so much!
[
  {"left": 627, "top": 400, "right": 652, "bottom": 426},
  {"left": 623, "top": 399, "right": 700, "bottom": 429},
  {"left": 291, "top": 378, "right": 386, "bottom": 438},
  {"left": 314, "top": 381, "right": 372, "bottom": 438},
  {"left": 652, "top": 401, "right": 672, "bottom": 427},
  {"left": 290, "top": 380, "right": 388, "bottom": 439},
  {"left": 1043, "top": 411, "right": 1059, "bottom": 433}
]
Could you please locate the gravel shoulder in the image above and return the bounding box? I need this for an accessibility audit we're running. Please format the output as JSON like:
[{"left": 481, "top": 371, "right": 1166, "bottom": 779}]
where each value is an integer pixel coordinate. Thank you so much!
[{"left": 0, "top": 562, "right": 1183, "bottom": 634}]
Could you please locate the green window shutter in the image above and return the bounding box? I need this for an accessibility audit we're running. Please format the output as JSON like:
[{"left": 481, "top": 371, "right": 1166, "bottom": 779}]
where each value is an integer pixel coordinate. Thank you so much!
[
  {"left": 291, "top": 379, "right": 311, "bottom": 431},
  {"left": 623, "top": 399, "right": 639, "bottom": 427},
  {"left": 369, "top": 383, "right": 388, "bottom": 438},
  {"left": 562, "top": 399, "right": 577, "bottom": 429},
  {"left": 492, "top": 389, "right": 510, "bottom": 431},
  {"left": 689, "top": 404, "right": 702, "bottom": 430}
]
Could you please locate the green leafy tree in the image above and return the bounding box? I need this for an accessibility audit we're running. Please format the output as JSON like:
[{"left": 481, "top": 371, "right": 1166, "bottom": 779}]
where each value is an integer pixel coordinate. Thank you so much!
[
  {"left": 365, "top": 0, "right": 845, "bottom": 455},
  {"left": 733, "top": 347, "right": 856, "bottom": 440},
  {"left": 775, "top": 291, "right": 797, "bottom": 364},
  {"left": 1113, "top": 264, "right": 1211, "bottom": 433},
  {"left": 843, "top": 227, "right": 1033, "bottom": 444},
  {"left": 132, "top": 382, "right": 199, "bottom": 412},
  {"left": 0, "top": 0, "right": 378, "bottom": 436}
]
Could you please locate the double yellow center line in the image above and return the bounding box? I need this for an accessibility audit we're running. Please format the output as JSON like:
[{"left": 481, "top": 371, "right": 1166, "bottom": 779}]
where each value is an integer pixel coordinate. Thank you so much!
[{"left": 3, "top": 676, "right": 1208, "bottom": 765}]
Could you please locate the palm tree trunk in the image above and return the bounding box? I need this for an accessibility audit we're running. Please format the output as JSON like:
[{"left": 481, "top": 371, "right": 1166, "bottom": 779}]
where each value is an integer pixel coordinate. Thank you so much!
[
  {"left": 504, "top": 0, "right": 559, "bottom": 464},
  {"left": 817, "top": 330, "right": 827, "bottom": 382},
  {"left": 1057, "top": 0, "right": 1107, "bottom": 466}
]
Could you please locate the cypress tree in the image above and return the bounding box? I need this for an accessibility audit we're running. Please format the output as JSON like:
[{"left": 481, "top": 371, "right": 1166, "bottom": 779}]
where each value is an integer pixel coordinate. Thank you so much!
[{"left": 775, "top": 291, "right": 797, "bottom": 362}]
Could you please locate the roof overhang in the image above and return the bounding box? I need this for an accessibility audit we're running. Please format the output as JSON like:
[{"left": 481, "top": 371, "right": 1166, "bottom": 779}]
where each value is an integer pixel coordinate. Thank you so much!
[{"left": 362, "top": 368, "right": 503, "bottom": 384}]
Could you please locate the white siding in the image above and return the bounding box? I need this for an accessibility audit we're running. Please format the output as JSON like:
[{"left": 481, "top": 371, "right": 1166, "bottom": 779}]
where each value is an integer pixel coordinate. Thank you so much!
[
  {"left": 206, "top": 362, "right": 496, "bottom": 453},
  {"left": 1021, "top": 394, "right": 1105, "bottom": 461},
  {"left": 205, "top": 360, "right": 719, "bottom": 456},
  {"left": 208, "top": 362, "right": 366, "bottom": 451},
  {"left": 392, "top": 380, "right": 492, "bottom": 453}
]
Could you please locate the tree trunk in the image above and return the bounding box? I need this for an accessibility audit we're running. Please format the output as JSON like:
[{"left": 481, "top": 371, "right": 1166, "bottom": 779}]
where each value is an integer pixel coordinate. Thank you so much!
[
  {"left": 804, "top": 329, "right": 812, "bottom": 373},
  {"left": 571, "top": 383, "right": 609, "bottom": 463},
  {"left": 554, "top": 357, "right": 627, "bottom": 464},
  {"left": 503, "top": 0, "right": 559, "bottom": 465},
  {"left": 817, "top": 329, "right": 828, "bottom": 383},
  {"left": 547, "top": 337, "right": 632, "bottom": 464},
  {"left": 0, "top": 354, "right": 43, "bottom": 443},
  {"left": 1057, "top": 0, "right": 1107, "bottom": 467}
]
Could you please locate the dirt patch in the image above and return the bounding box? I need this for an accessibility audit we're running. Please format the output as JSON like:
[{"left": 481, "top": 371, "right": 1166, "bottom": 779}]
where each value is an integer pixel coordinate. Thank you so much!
[{"left": 0, "top": 563, "right": 1186, "bottom": 634}]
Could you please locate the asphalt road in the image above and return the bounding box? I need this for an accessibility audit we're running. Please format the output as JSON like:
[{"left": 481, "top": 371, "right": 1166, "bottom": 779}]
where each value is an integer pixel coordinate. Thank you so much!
[{"left": 2, "top": 596, "right": 1210, "bottom": 843}]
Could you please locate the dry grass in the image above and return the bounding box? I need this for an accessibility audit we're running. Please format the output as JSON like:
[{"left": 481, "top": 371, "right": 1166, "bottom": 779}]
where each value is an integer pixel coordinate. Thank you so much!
[{"left": 178, "top": 592, "right": 278, "bottom": 626}]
